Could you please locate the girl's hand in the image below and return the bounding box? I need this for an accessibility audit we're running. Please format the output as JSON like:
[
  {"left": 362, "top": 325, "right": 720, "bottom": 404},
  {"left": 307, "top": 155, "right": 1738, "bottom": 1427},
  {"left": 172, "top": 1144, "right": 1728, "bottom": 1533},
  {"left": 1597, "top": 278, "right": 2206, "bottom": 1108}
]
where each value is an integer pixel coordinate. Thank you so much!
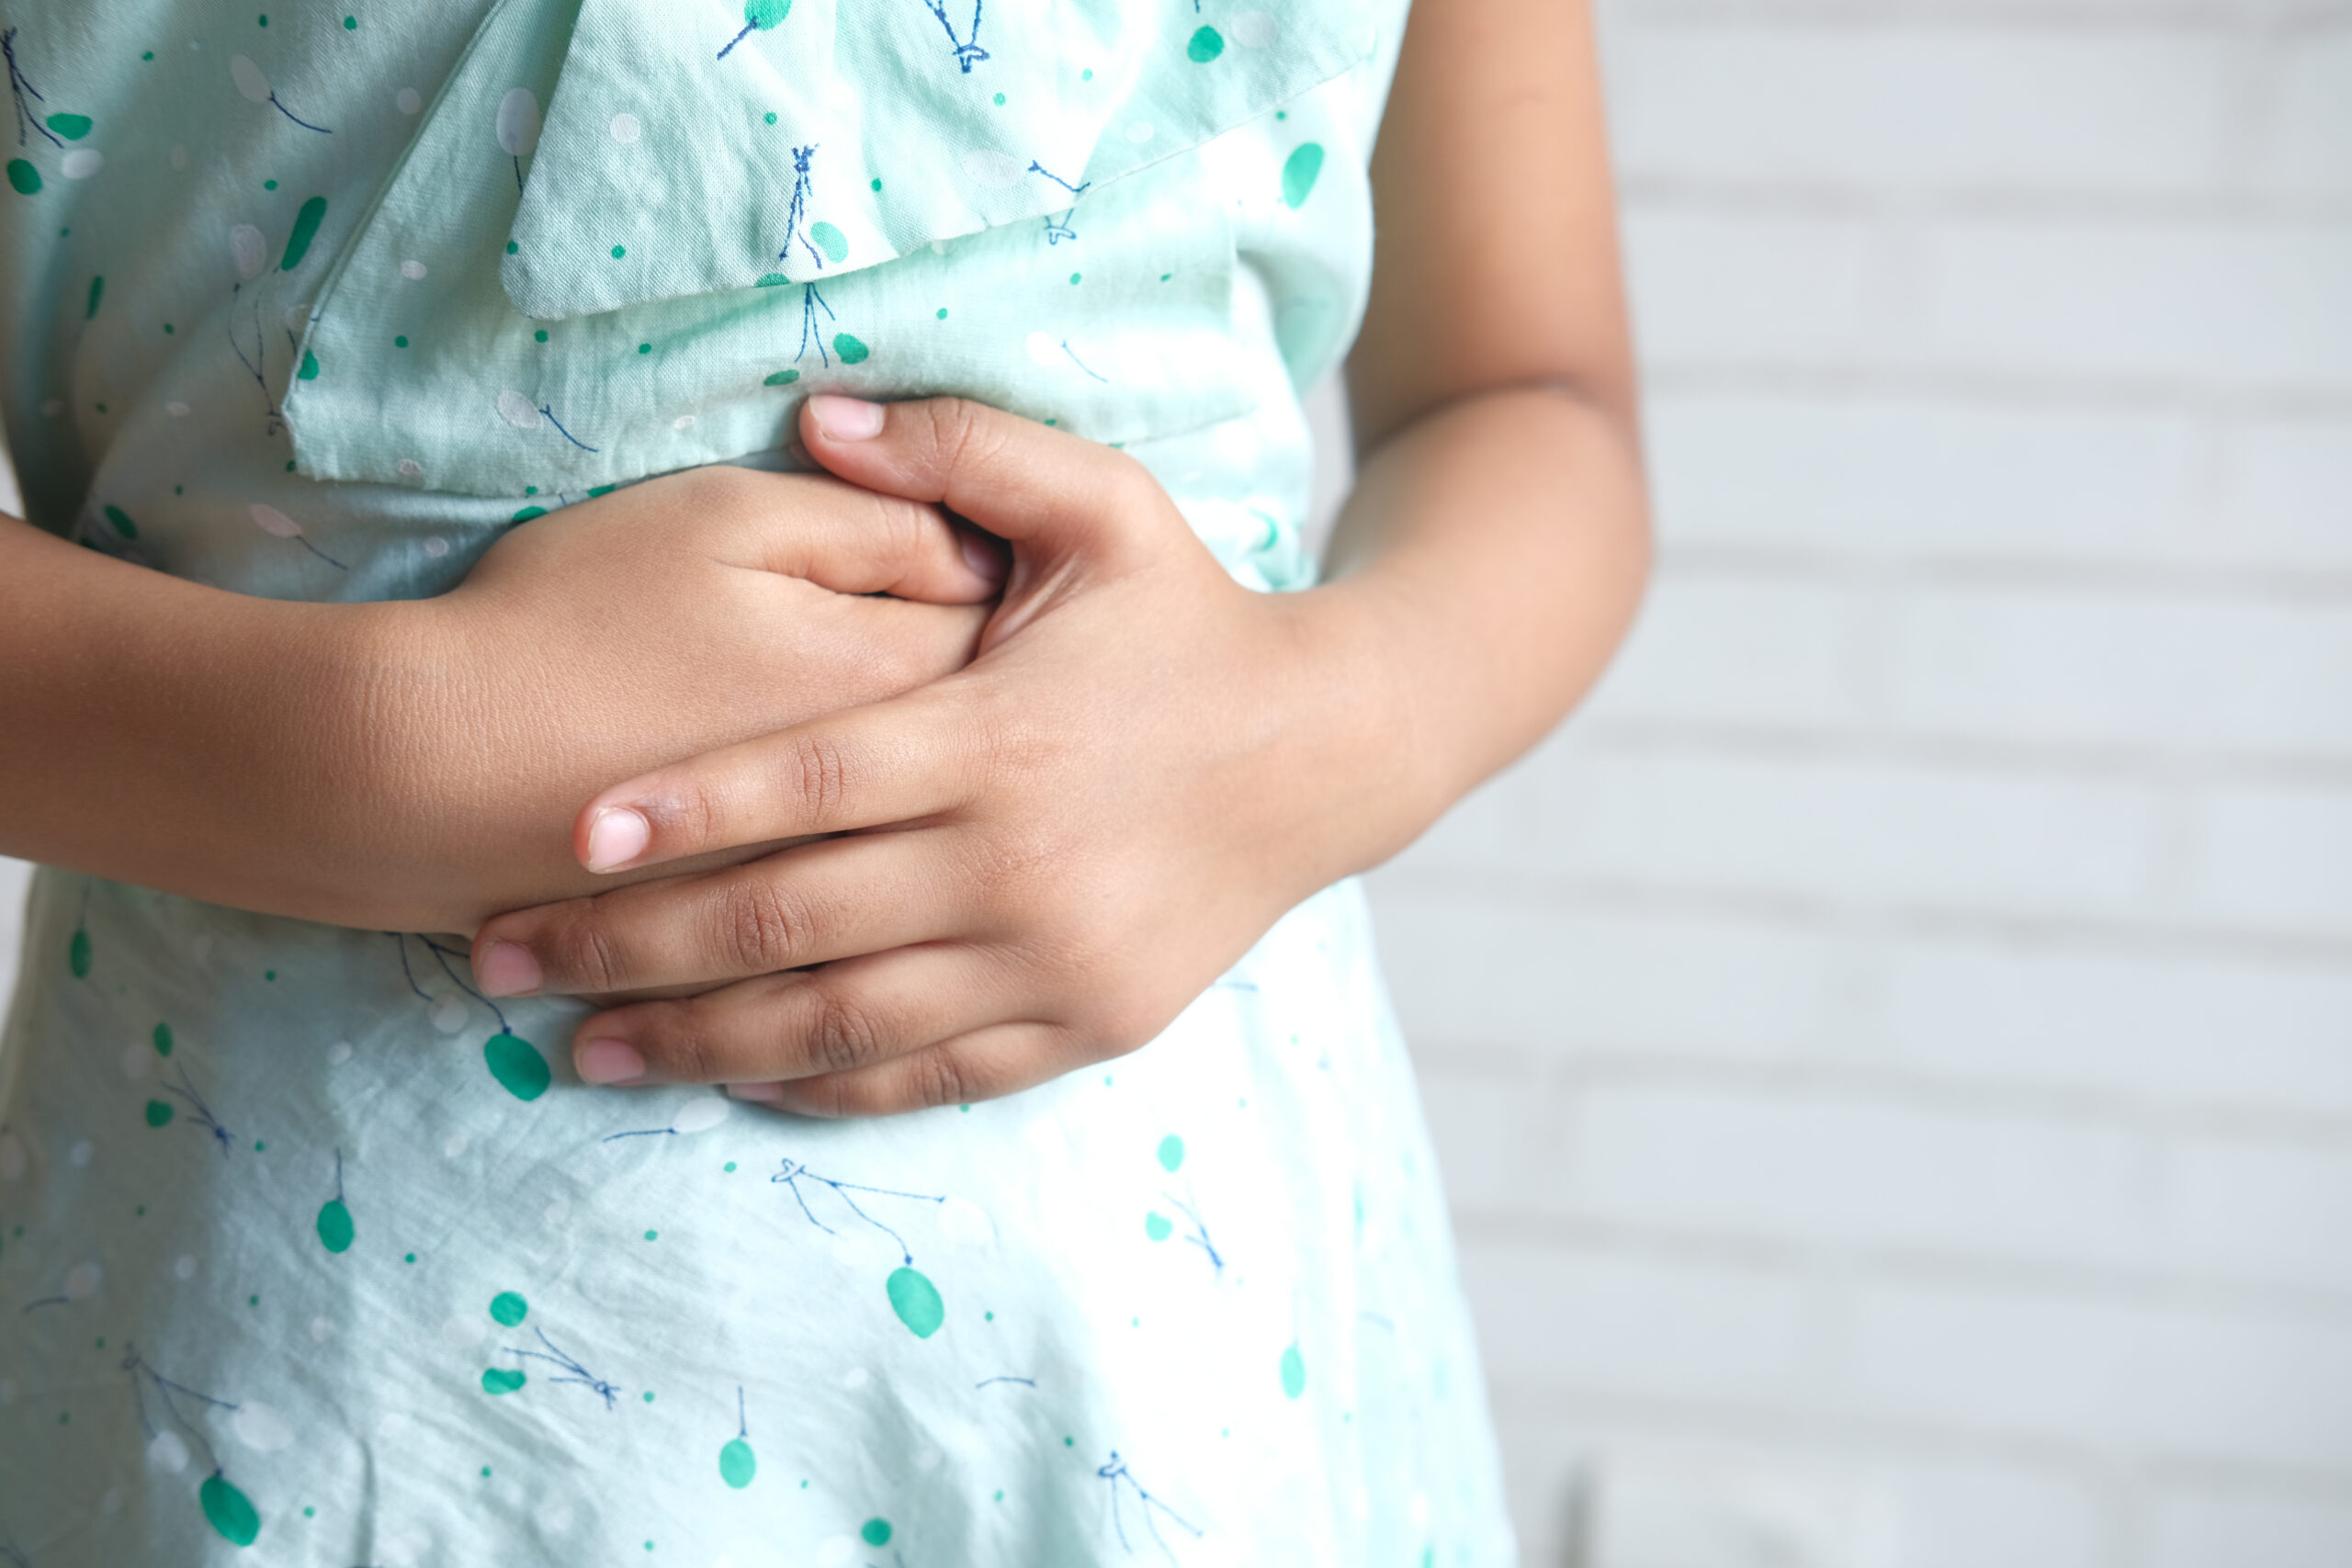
[
  {"left": 470, "top": 396, "right": 1419, "bottom": 1116},
  {"left": 361, "top": 464, "right": 1002, "bottom": 932}
]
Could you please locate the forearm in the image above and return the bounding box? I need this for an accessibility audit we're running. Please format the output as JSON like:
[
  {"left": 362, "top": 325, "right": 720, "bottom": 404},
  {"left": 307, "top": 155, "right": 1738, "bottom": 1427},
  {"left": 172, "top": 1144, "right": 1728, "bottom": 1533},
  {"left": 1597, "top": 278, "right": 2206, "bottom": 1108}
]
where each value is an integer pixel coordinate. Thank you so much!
[
  {"left": 1309, "top": 382, "right": 1651, "bottom": 870},
  {"left": 0, "top": 512, "right": 438, "bottom": 924}
]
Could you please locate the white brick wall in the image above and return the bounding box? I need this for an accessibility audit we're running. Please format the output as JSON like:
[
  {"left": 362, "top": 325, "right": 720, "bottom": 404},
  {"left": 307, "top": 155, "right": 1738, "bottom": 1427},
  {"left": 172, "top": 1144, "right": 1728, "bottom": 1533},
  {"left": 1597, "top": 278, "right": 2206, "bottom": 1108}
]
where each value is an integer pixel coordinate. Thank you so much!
[{"left": 1365, "top": 2, "right": 2352, "bottom": 1562}]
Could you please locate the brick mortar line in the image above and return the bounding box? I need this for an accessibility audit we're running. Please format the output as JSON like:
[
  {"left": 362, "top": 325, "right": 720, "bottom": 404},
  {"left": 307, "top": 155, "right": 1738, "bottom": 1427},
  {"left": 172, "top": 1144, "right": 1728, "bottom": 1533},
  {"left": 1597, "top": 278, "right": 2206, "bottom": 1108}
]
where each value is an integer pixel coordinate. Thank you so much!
[
  {"left": 1449, "top": 1211, "right": 2352, "bottom": 1326},
  {"left": 1619, "top": 178, "right": 2352, "bottom": 228},
  {"left": 1481, "top": 1383, "right": 2352, "bottom": 1503},
  {"left": 1646, "top": 546, "right": 2352, "bottom": 604},
  {"left": 1407, "top": 1042, "right": 2352, "bottom": 1148},
  {"left": 1372, "top": 864, "right": 2352, "bottom": 965},
  {"left": 1638, "top": 363, "right": 2352, "bottom": 421}
]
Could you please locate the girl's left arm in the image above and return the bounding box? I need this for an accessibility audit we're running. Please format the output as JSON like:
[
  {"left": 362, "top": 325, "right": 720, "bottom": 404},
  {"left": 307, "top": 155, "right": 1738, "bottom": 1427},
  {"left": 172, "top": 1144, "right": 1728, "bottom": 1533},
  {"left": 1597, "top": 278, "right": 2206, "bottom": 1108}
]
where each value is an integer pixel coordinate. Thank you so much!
[{"left": 465, "top": 0, "right": 1651, "bottom": 1114}]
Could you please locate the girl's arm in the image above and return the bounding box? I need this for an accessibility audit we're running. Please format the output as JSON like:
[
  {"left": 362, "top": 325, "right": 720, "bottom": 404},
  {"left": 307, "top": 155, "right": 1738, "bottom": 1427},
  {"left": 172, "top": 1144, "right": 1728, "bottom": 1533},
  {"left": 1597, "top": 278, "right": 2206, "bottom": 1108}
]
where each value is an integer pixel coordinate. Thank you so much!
[
  {"left": 462, "top": 0, "right": 1652, "bottom": 1113},
  {"left": 0, "top": 469, "right": 999, "bottom": 933}
]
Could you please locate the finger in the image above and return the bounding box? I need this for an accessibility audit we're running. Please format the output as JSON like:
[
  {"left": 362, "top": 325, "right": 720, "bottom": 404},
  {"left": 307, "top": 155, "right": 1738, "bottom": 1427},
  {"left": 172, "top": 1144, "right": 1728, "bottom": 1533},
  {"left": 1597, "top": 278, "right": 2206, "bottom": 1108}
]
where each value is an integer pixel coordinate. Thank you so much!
[
  {"left": 472, "top": 829, "right": 972, "bottom": 999},
  {"left": 571, "top": 678, "right": 995, "bottom": 873},
  {"left": 703, "top": 467, "right": 1006, "bottom": 604},
  {"left": 745, "top": 1022, "right": 1084, "bottom": 1119},
  {"left": 798, "top": 395, "right": 1183, "bottom": 565},
  {"left": 568, "top": 944, "right": 1011, "bottom": 1088}
]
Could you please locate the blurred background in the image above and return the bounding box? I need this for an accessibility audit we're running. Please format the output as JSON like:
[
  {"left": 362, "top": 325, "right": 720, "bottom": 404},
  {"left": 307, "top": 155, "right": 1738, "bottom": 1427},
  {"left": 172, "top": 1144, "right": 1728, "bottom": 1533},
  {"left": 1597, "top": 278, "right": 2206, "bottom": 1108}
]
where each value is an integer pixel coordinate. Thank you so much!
[{"left": 5, "top": 1, "right": 2349, "bottom": 1564}]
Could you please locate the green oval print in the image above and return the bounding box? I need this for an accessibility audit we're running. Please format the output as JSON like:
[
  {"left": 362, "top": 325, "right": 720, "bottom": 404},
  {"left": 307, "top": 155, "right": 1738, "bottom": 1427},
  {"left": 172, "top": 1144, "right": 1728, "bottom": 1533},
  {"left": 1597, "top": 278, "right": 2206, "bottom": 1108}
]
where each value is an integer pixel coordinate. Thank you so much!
[
  {"left": 483, "top": 1032, "right": 549, "bottom": 1101},
  {"left": 280, "top": 196, "right": 327, "bottom": 271},
  {"left": 489, "top": 1291, "right": 528, "bottom": 1327},
  {"left": 153, "top": 1021, "right": 175, "bottom": 1057},
  {"left": 511, "top": 505, "right": 547, "bottom": 524},
  {"left": 68, "top": 927, "right": 91, "bottom": 976},
  {"left": 102, "top": 504, "right": 137, "bottom": 539},
  {"left": 481, "top": 1368, "right": 526, "bottom": 1395},
  {"left": 316, "top": 1198, "right": 354, "bottom": 1253},
  {"left": 746, "top": 0, "right": 794, "bottom": 28},
  {"left": 1157, "top": 1134, "right": 1184, "bottom": 1173},
  {"left": 861, "top": 1518, "right": 892, "bottom": 1548},
  {"left": 6, "top": 159, "right": 40, "bottom": 196},
  {"left": 1282, "top": 143, "right": 1326, "bottom": 209},
  {"left": 85, "top": 274, "right": 103, "bottom": 319},
  {"left": 46, "top": 113, "right": 92, "bottom": 141},
  {"left": 199, "top": 1473, "right": 262, "bottom": 1547},
  {"left": 297, "top": 349, "right": 320, "bottom": 380},
  {"left": 831, "top": 333, "right": 869, "bottom": 365},
  {"left": 763, "top": 368, "right": 799, "bottom": 387},
  {"left": 1280, "top": 1342, "right": 1306, "bottom": 1400},
  {"left": 755, "top": 272, "right": 788, "bottom": 288},
  {"left": 808, "top": 220, "right": 848, "bottom": 265},
  {"left": 144, "top": 1099, "right": 175, "bottom": 1128},
  {"left": 1143, "top": 1211, "right": 1172, "bottom": 1242},
  {"left": 886, "top": 1266, "right": 944, "bottom": 1338},
  {"left": 1187, "top": 25, "right": 1225, "bottom": 62},
  {"left": 719, "top": 1436, "right": 757, "bottom": 1489}
]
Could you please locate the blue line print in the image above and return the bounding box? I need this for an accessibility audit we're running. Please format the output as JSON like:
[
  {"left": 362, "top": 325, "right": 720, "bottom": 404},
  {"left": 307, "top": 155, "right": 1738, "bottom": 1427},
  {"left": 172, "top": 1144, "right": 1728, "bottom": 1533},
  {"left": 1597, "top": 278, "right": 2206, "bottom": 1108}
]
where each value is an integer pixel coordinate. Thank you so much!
[
  {"left": 122, "top": 1343, "right": 238, "bottom": 1473},
  {"left": 781, "top": 143, "right": 824, "bottom": 269},
  {"left": 1028, "top": 161, "right": 1090, "bottom": 245},
  {"left": 1059, "top": 340, "right": 1109, "bottom": 382},
  {"left": 3, "top": 28, "right": 61, "bottom": 151},
  {"left": 225, "top": 290, "right": 285, "bottom": 436},
  {"left": 390, "top": 931, "right": 512, "bottom": 1034},
  {"left": 538, "top": 405, "right": 599, "bottom": 454},
  {"left": 1161, "top": 1191, "right": 1223, "bottom": 1276},
  {"left": 799, "top": 283, "right": 836, "bottom": 367},
  {"left": 268, "top": 93, "right": 332, "bottom": 134},
  {"left": 917, "top": 0, "right": 988, "bottom": 73},
  {"left": 163, "top": 1063, "right": 234, "bottom": 1157},
  {"left": 975, "top": 1375, "right": 1037, "bottom": 1390},
  {"left": 500, "top": 1326, "right": 620, "bottom": 1410},
  {"left": 770, "top": 1156, "right": 944, "bottom": 1264},
  {"left": 1095, "top": 1451, "right": 1203, "bottom": 1562}
]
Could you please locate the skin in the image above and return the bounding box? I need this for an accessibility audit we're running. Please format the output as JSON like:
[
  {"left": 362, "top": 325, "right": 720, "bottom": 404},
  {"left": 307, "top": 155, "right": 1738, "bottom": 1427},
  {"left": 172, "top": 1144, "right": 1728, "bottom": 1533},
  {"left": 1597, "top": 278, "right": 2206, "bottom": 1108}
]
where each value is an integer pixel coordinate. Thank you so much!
[
  {"left": 2, "top": 0, "right": 1647, "bottom": 1117},
  {"left": 469, "top": 0, "right": 1652, "bottom": 1115}
]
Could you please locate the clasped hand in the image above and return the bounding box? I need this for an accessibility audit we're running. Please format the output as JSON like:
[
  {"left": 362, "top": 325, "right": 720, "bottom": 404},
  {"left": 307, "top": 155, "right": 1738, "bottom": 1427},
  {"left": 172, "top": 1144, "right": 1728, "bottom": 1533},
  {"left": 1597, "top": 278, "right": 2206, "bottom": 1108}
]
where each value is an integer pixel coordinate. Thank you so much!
[{"left": 469, "top": 395, "right": 1400, "bottom": 1117}]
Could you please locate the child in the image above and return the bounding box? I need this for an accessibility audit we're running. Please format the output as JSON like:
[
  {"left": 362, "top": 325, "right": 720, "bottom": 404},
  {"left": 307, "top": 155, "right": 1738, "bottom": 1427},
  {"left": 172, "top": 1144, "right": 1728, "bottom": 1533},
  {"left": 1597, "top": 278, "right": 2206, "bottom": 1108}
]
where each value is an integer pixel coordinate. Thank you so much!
[{"left": 0, "top": 0, "right": 1646, "bottom": 1562}]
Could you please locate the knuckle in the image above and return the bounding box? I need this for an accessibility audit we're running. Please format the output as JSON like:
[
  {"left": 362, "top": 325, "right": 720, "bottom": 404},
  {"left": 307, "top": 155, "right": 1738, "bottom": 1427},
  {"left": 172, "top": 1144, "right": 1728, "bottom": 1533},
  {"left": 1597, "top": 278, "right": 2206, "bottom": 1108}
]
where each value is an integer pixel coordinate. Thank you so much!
[
  {"left": 636, "top": 1002, "right": 725, "bottom": 1083},
  {"left": 546, "top": 904, "right": 629, "bottom": 994},
  {"left": 714, "top": 876, "right": 813, "bottom": 975},
  {"left": 786, "top": 733, "right": 852, "bottom": 829},
  {"left": 801, "top": 987, "right": 888, "bottom": 1077},
  {"left": 904, "top": 1049, "right": 972, "bottom": 1112}
]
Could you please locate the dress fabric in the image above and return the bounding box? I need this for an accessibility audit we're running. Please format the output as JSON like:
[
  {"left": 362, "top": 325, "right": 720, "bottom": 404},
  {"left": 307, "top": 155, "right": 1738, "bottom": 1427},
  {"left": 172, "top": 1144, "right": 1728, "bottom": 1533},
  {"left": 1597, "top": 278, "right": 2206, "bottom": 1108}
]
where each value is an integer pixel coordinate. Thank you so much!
[{"left": 0, "top": 2, "right": 1516, "bottom": 1564}]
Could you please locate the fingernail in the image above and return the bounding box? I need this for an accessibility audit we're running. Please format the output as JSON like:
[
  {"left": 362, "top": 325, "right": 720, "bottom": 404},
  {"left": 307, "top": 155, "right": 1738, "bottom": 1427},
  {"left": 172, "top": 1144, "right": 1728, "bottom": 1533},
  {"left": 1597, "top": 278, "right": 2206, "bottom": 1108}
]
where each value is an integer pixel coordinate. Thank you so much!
[
  {"left": 808, "top": 393, "right": 885, "bottom": 441},
  {"left": 575, "top": 1037, "right": 648, "bottom": 1086},
  {"left": 584, "top": 806, "right": 651, "bottom": 873},
  {"left": 959, "top": 529, "right": 1006, "bottom": 583},
  {"left": 475, "top": 940, "right": 541, "bottom": 998},
  {"left": 727, "top": 1081, "right": 785, "bottom": 1103}
]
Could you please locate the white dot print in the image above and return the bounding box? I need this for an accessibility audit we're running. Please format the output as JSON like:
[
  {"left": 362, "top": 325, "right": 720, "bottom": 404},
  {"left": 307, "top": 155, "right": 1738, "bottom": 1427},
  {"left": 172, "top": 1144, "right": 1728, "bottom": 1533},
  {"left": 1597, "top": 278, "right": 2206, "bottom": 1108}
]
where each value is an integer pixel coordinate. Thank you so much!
[
  {"left": 61, "top": 149, "right": 102, "bottom": 179},
  {"left": 147, "top": 1430, "right": 191, "bottom": 1473},
  {"left": 232, "top": 1402, "right": 293, "bottom": 1451},
  {"left": 229, "top": 55, "right": 271, "bottom": 105},
  {"left": 119, "top": 1043, "right": 151, "bottom": 1080},
  {"left": 442, "top": 1133, "right": 469, "bottom": 1158},
  {"left": 496, "top": 389, "right": 543, "bottom": 430},
  {"left": 327, "top": 1040, "right": 354, "bottom": 1065},
  {"left": 228, "top": 222, "right": 267, "bottom": 280},
  {"left": 542, "top": 1197, "right": 569, "bottom": 1225},
  {"left": 959, "top": 149, "right": 1027, "bottom": 189},
  {"left": 429, "top": 994, "right": 468, "bottom": 1032},
  {"left": 608, "top": 111, "right": 641, "bottom": 144},
  {"left": 396, "top": 458, "right": 424, "bottom": 478},
  {"left": 1229, "top": 11, "right": 1279, "bottom": 47},
  {"left": 68, "top": 1139, "right": 93, "bottom": 1168},
  {"left": 495, "top": 87, "right": 543, "bottom": 160},
  {"left": 376, "top": 1412, "right": 410, "bottom": 1442},
  {"left": 815, "top": 1537, "right": 855, "bottom": 1568},
  {"left": 174, "top": 1254, "right": 197, "bottom": 1280},
  {"left": 284, "top": 301, "right": 311, "bottom": 333},
  {"left": 310, "top": 1315, "right": 332, "bottom": 1343},
  {"left": 396, "top": 86, "right": 422, "bottom": 115},
  {"left": 1125, "top": 121, "right": 1155, "bottom": 144},
  {"left": 440, "top": 1313, "right": 484, "bottom": 1348},
  {"left": 670, "top": 1097, "right": 730, "bottom": 1135},
  {"left": 64, "top": 1261, "right": 102, "bottom": 1300},
  {"left": 400, "top": 258, "right": 427, "bottom": 280},
  {"left": 672, "top": 413, "right": 695, "bottom": 431},
  {"left": 424, "top": 536, "right": 450, "bottom": 558},
  {"left": 840, "top": 1366, "right": 870, "bottom": 1391}
]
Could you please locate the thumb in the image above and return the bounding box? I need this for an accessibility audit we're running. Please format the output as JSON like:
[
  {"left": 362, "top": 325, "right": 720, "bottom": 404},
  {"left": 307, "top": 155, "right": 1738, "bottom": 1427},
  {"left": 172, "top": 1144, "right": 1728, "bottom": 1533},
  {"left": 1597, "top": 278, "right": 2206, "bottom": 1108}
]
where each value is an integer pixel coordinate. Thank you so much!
[{"left": 799, "top": 394, "right": 1182, "bottom": 569}]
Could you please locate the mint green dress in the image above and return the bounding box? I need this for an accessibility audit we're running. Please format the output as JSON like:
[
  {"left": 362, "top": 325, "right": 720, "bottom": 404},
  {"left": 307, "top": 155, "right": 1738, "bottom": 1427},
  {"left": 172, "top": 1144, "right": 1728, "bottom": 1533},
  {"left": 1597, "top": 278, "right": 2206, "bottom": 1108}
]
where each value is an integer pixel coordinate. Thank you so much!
[{"left": 0, "top": 3, "right": 1514, "bottom": 1563}]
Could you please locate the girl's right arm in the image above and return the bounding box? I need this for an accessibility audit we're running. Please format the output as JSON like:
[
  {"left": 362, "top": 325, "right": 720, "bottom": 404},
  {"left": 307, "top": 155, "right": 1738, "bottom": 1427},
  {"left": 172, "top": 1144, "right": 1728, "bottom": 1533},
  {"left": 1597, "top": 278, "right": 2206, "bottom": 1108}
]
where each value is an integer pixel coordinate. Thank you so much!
[{"left": 0, "top": 466, "right": 1000, "bottom": 935}]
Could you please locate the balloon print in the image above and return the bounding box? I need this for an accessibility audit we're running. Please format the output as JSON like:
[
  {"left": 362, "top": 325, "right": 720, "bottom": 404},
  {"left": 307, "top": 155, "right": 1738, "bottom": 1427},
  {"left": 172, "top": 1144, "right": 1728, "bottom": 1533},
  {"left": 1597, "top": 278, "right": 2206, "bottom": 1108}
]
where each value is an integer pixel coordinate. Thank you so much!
[
  {"left": 249, "top": 503, "right": 346, "bottom": 570},
  {"left": 228, "top": 223, "right": 268, "bottom": 281},
  {"left": 718, "top": 1387, "right": 757, "bottom": 1488},
  {"left": 494, "top": 87, "right": 540, "bottom": 189},
  {"left": 918, "top": 0, "right": 989, "bottom": 73},
  {"left": 718, "top": 0, "right": 793, "bottom": 62},
  {"left": 315, "top": 1150, "right": 355, "bottom": 1253},
  {"left": 228, "top": 54, "right": 331, "bottom": 133}
]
